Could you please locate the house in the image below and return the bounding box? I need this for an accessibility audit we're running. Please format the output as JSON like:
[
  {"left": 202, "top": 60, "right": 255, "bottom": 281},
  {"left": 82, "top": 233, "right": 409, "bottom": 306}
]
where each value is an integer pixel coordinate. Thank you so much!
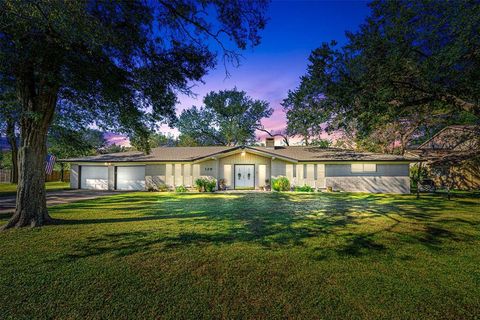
[
  {"left": 63, "top": 138, "right": 415, "bottom": 194},
  {"left": 409, "top": 125, "right": 480, "bottom": 190}
]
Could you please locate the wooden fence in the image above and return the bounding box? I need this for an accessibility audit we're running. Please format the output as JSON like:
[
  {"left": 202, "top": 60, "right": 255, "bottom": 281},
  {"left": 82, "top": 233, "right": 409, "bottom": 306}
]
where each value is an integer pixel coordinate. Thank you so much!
[
  {"left": 0, "top": 169, "right": 11, "bottom": 183},
  {"left": 0, "top": 169, "right": 70, "bottom": 183}
]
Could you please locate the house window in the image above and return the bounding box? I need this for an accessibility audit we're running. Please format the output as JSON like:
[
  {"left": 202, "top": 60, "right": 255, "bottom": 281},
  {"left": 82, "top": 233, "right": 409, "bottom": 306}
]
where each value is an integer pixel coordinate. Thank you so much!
[
  {"left": 351, "top": 163, "right": 377, "bottom": 173},
  {"left": 303, "top": 164, "right": 307, "bottom": 179},
  {"left": 293, "top": 164, "right": 296, "bottom": 178}
]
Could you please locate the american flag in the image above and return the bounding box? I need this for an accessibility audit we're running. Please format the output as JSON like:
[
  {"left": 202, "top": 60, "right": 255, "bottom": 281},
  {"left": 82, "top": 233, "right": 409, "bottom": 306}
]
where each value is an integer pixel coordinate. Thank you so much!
[{"left": 45, "top": 154, "right": 56, "bottom": 175}]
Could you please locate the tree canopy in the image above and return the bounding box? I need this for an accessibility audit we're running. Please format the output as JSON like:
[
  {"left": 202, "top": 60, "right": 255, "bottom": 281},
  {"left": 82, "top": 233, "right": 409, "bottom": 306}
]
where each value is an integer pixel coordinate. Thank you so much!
[
  {"left": 284, "top": 0, "right": 479, "bottom": 153},
  {"left": 177, "top": 88, "right": 273, "bottom": 146},
  {"left": 0, "top": 0, "right": 268, "bottom": 228}
]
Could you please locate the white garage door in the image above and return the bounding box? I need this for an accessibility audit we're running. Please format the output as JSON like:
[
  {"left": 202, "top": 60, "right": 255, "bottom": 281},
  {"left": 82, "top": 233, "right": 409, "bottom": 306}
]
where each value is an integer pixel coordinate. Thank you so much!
[
  {"left": 81, "top": 166, "right": 108, "bottom": 190},
  {"left": 116, "top": 166, "right": 145, "bottom": 190}
]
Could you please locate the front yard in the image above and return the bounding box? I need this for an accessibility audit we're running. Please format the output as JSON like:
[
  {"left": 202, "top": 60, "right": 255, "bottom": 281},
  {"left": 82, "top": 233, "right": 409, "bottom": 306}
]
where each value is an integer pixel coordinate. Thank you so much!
[
  {"left": 0, "top": 181, "right": 70, "bottom": 196},
  {"left": 0, "top": 192, "right": 479, "bottom": 319}
]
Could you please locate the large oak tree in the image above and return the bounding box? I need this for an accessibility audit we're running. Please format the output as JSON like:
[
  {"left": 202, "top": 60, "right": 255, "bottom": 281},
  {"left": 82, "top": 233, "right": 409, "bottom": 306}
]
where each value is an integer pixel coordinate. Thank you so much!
[
  {"left": 284, "top": 0, "right": 479, "bottom": 153},
  {"left": 0, "top": 0, "right": 268, "bottom": 229},
  {"left": 177, "top": 88, "right": 273, "bottom": 146}
]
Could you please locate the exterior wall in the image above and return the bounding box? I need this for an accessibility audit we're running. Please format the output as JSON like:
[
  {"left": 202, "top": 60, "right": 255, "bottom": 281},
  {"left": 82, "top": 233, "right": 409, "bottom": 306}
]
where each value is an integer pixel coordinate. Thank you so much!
[
  {"left": 428, "top": 161, "right": 480, "bottom": 191},
  {"left": 70, "top": 164, "right": 79, "bottom": 189},
  {"left": 199, "top": 160, "right": 217, "bottom": 180},
  {"left": 325, "top": 163, "right": 410, "bottom": 194},
  {"left": 325, "top": 164, "right": 409, "bottom": 177},
  {"left": 145, "top": 164, "right": 166, "bottom": 189},
  {"left": 271, "top": 159, "right": 287, "bottom": 177},
  {"left": 145, "top": 163, "right": 198, "bottom": 189},
  {"left": 325, "top": 176, "right": 410, "bottom": 194},
  {"left": 108, "top": 165, "right": 115, "bottom": 190},
  {"left": 70, "top": 160, "right": 411, "bottom": 194},
  {"left": 271, "top": 161, "right": 410, "bottom": 193},
  {"left": 219, "top": 152, "right": 271, "bottom": 188},
  {"left": 272, "top": 161, "right": 326, "bottom": 189}
]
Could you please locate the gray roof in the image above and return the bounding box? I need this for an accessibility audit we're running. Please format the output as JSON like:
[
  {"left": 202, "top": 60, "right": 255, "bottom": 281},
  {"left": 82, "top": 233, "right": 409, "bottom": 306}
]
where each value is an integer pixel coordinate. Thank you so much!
[
  {"left": 250, "top": 146, "right": 414, "bottom": 161},
  {"left": 63, "top": 145, "right": 415, "bottom": 163}
]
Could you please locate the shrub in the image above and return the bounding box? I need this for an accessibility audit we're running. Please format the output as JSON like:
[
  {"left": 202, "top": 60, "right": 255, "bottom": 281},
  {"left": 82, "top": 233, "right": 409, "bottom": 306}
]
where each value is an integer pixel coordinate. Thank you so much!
[
  {"left": 195, "top": 177, "right": 217, "bottom": 192},
  {"left": 175, "top": 185, "right": 188, "bottom": 193},
  {"left": 294, "top": 185, "right": 314, "bottom": 192},
  {"left": 195, "top": 178, "right": 205, "bottom": 192},
  {"left": 204, "top": 178, "right": 217, "bottom": 192},
  {"left": 272, "top": 176, "right": 290, "bottom": 191}
]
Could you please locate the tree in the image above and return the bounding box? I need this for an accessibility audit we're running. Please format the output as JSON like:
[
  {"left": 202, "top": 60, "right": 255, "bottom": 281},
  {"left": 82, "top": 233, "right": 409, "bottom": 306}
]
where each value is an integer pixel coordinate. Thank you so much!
[
  {"left": 177, "top": 133, "right": 200, "bottom": 147},
  {"left": 48, "top": 126, "right": 106, "bottom": 160},
  {"left": 177, "top": 88, "right": 273, "bottom": 146},
  {"left": 309, "top": 138, "right": 331, "bottom": 148},
  {"left": 282, "top": 83, "right": 329, "bottom": 145},
  {"left": 0, "top": 0, "right": 268, "bottom": 228},
  {"left": 287, "top": 0, "right": 479, "bottom": 154},
  {"left": 130, "top": 132, "right": 177, "bottom": 151}
]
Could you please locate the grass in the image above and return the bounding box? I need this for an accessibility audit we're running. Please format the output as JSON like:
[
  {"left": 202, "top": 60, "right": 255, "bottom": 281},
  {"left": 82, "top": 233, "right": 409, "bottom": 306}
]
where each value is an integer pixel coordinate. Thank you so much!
[
  {"left": 0, "top": 181, "right": 70, "bottom": 196},
  {"left": 0, "top": 192, "right": 479, "bottom": 319}
]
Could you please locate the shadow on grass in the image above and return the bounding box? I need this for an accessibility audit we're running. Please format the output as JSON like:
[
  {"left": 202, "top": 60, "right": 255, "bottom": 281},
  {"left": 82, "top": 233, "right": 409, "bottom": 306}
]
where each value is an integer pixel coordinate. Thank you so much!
[{"left": 43, "top": 192, "right": 480, "bottom": 263}]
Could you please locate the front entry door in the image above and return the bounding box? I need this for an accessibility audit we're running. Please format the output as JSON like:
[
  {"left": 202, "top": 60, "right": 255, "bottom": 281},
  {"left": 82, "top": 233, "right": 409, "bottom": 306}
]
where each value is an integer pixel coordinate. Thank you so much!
[{"left": 235, "top": 165, "right": 255, "bottom": 189}]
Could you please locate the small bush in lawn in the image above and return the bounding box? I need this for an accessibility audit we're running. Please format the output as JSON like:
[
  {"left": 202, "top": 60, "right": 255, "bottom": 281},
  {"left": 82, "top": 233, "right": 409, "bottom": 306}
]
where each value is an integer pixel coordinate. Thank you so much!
[
  {"left": 204, "top": 178, "right": 217, "bottom": 192},
  {"left": 272, "top": 176, "right": 290, "bottom": 191},
  {"left": 175, "top": 185, "right": 188, "bottom": 193},
  {"left": 195, "top": 177, "right": 217, "bottom": 192},
  {"left": 294, "top": 185, "right": 314, "bottom": 192},
  {"left": 195, "top": 178, "right": 205, "bottom": 192}
]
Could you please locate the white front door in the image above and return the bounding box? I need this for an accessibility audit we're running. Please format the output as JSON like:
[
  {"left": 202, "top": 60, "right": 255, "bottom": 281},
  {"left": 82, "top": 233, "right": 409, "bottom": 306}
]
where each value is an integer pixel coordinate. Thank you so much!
[{"left": 235, "top": 165, "right": 255, "bottom": 189}]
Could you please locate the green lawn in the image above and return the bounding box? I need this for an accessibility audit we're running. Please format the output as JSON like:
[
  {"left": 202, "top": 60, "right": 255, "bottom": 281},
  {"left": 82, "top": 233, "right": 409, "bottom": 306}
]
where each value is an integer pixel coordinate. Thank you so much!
[
  {"left": 0, "top": 192, "right": 479, "bottom": 319},
  {"left": 0, "top": 181, "right": 70, "bottom": 196}
]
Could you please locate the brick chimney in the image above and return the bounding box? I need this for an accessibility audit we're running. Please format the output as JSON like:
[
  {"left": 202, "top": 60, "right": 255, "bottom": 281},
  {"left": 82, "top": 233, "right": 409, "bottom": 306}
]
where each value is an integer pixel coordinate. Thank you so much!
[{"left": 265, "top": 137, "right": 275, "bottom": 149}]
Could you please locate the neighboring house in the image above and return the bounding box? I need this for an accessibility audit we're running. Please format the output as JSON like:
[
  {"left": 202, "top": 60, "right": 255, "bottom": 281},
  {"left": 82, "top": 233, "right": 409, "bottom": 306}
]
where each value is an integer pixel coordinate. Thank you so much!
[
  {"left": 63, "top": 138, "right": 415, "bottom": 194},
  {"left": 409, "top": 125, "right": 480, "bottom": 190}
]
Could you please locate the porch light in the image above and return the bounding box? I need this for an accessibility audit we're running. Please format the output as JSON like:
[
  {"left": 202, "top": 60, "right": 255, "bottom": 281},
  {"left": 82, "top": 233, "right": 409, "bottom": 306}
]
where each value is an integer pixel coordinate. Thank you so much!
[{"left": 241, "top": 150, "right": 246, "bottom": 156}]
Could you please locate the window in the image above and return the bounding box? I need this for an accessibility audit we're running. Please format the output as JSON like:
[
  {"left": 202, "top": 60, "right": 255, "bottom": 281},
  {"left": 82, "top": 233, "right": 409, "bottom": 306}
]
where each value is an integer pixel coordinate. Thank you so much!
[
  {"left": 293, "top": 164, "right": 296, "bottom": 178},
  {"left": 303, "top": 164, "right": 307, "bottom": 179},
  {"left": 351, "top": 163, "right": 376, "bottom": 173}
]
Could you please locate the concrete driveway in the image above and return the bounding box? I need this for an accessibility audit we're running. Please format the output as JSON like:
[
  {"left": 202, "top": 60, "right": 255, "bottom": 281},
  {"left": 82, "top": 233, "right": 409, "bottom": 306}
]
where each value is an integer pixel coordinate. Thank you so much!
[{"left": 0, "top": 190, "right": 125, "bottom": 214}]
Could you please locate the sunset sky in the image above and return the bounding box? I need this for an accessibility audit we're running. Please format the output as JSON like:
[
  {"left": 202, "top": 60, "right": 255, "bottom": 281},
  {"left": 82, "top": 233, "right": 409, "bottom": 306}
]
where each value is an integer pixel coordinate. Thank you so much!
[{"left": 121, "top": 0, "right": 371, "bottom": 146}]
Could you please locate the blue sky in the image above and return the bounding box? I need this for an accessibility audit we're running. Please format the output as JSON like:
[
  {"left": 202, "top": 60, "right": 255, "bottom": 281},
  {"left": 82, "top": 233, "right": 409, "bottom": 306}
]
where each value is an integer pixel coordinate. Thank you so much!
[{"left": 163, "top": 0, "right": 371, "bottom": 138}]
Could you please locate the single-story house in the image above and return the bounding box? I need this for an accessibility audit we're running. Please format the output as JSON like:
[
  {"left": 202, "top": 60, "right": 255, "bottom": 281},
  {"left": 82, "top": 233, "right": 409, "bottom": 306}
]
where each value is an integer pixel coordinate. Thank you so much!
[{"left": 63, "top": 138, "right": 415, "bottom": 193}]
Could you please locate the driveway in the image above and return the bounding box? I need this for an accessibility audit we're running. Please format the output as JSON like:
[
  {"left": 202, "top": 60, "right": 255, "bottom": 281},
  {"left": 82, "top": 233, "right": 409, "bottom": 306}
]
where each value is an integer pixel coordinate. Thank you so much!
[{"left": 0, "top": 190, "right": 124, "bottom": 214}]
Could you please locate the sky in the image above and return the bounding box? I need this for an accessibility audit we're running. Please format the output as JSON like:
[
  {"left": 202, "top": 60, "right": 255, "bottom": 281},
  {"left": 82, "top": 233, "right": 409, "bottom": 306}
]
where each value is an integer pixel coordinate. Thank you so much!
[{"left": 115, "top": 0, "right": 372, "bottom": 146}]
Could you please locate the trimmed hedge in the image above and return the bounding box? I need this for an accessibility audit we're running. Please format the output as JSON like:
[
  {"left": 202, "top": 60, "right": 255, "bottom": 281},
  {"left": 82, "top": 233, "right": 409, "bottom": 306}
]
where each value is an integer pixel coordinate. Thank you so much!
[
  {"left": 272, "top": 176, "right": 290, "bottom": 191},
  {"left": 294, "top": 185, "right": 314, "bottom": 192},
  {"left": 195, "top": 177, "right": 217, "bottom": 192},
  {"left": 175, "top": 185, "right": 188, "bottom": 193}
]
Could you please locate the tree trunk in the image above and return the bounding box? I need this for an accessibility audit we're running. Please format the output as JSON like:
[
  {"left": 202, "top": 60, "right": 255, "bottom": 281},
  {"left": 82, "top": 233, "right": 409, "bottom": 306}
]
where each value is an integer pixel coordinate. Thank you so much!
[
  {"left": 6, "top": 118, "right": 18, "bottom": 184},
  {"left": 2, "top": 65, "right": 58, "bottom": 229}
]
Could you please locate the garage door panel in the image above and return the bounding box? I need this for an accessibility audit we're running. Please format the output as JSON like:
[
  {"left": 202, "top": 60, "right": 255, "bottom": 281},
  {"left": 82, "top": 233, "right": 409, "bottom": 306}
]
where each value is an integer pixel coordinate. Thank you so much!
[
  {"left": 116, "top": 166, "right": 145, "bottom": 190},
  {"left": 81, "top": 166, "right": 108, "bottom": 190}
]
